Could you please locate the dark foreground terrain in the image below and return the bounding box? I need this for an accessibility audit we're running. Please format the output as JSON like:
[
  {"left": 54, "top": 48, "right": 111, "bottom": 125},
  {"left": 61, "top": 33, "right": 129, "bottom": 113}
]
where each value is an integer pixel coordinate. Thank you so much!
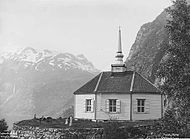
[{"left": 7, "top": 117, "right": 180, "bottom": 139}]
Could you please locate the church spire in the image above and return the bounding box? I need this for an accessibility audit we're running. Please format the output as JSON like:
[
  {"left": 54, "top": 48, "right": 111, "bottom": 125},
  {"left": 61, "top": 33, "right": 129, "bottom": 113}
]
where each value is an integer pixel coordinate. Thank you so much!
[
  {"left": 111, "top": 27, "right": 126, "bottom": 72},
  {"left": 115, "top": 27, "right": 124, "bottom": 64},
  {"left": 118, "top": 26, "right": 122, "bottom": 53}
]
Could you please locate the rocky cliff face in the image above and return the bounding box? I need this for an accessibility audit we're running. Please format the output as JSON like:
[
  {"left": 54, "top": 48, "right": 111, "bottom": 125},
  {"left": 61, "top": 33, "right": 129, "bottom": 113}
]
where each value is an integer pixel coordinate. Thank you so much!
[
  {"left": 126, "top": 10, "right": 169, "bottom": 83},
  {"left": 0, "top": 47, "right": 99, "bottom": 127}
]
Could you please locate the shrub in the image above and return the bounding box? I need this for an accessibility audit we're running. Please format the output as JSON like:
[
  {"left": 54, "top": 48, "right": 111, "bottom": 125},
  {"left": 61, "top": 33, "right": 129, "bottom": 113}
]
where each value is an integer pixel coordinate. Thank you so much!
[{"left": 0, "top": 119, "right": 8, "bottom": 133}]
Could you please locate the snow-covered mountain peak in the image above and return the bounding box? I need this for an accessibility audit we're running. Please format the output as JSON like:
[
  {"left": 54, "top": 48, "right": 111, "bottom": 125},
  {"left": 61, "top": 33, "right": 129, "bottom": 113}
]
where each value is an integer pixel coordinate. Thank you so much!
[
  {"left": 0, "top": 47, "right": 100, "bottom": 73},
  {"left": 77, "top": 54, "right": 87, "bottom": 60},
  {"left": 21, "top": 47, "right": 37, "bottom": 54}
]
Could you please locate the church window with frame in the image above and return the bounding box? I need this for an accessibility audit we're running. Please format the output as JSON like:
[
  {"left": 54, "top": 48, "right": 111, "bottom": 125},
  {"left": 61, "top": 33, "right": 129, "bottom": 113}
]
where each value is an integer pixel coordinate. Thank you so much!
[
  {"left": 137, "top": 99, "right": 145, "bottom": 113},
  {"left": 86, "top": 99, "right": 92, "bottom": 112},
  {"left": 109, "top": 99, "right": 117, "bottom": 112}
]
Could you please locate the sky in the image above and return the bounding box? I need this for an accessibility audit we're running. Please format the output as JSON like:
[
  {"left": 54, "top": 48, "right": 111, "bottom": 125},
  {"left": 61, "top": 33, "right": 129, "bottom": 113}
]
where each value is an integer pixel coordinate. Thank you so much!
[{"left": 0, "top": 0, "right": 171, "bottom": 70}]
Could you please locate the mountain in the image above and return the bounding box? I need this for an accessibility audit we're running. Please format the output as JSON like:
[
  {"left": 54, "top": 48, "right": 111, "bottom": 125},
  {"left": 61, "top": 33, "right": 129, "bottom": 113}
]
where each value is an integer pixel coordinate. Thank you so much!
[
  {"left": 0, "top": 47, "right": 99, "bottom": 127},
  {"left": 126, "top": 0, "right": 190, "bottom": 83},
  {"left": 0, "top": 47, "right": 99, "bottom": 73},
  {"left": 126, "top": 10, "right": 169, "bottom": 83}
]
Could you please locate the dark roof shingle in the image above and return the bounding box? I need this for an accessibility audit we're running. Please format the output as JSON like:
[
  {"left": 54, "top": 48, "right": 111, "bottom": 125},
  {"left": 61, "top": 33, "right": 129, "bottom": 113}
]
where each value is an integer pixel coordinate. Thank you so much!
[
  {"left": 74, "top": 73, "right": 101, "bottom": 94},
  {"left": 74, "top": 71, "right": 161, "bottom": 94},
  {"left": 96, "top": 71, "right": 133, "bottom": 93},
  {"left": 132, "top": 72, "right": 160, "bottom": 93}
]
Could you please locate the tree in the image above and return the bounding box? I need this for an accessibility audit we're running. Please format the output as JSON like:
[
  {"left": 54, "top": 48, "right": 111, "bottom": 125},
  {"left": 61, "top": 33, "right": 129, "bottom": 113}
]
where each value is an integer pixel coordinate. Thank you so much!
[
  {"left": 157, "top": 0, "right": 190, "bottom": 136},
  {"left": 0, "top": 119, "right": 8, "bottom": 133}
]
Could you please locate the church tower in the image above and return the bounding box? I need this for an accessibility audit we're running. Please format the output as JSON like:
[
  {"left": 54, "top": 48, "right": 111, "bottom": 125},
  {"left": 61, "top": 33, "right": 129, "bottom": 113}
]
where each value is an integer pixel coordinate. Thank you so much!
[{"left": 111, "top": 27, "right": 126, "bottom": 72}]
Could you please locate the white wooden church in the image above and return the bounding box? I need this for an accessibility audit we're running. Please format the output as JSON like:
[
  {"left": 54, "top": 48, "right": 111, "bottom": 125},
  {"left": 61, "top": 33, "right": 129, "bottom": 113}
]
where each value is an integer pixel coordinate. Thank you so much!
[{"left": 74, "top": 28, "right": 163, "bottom": 121}]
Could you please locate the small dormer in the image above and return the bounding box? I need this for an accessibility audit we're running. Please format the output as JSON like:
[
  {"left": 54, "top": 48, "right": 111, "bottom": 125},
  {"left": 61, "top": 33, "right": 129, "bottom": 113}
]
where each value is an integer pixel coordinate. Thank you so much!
[{"left": 111, "top": 27, "right": 127, "bottom": 72}]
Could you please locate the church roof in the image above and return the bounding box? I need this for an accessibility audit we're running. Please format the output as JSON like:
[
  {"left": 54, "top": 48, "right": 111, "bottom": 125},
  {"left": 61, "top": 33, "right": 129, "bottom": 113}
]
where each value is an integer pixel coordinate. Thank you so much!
[{"left": 74, "top": 71, "right": 161, "bottom": 94}]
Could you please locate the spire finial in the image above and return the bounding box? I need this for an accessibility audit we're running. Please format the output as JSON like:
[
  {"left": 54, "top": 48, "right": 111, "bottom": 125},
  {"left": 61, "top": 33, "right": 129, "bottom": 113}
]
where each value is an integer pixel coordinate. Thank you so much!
[
  {"left": 118, "top": 26, "right": 122, "bottom": 53},
  {"left": 111, "top": 27, "right": 126, "bottom": 72},
  {"left": 115, "top": 27, "right": 124, "bottom": 63}
]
